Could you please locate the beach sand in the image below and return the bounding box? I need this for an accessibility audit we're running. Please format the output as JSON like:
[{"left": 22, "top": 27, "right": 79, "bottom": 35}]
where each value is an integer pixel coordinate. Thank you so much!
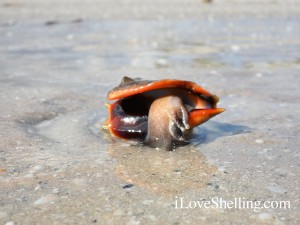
[{"left": 0, "top": 0, "right": 299, "bottom": 224}]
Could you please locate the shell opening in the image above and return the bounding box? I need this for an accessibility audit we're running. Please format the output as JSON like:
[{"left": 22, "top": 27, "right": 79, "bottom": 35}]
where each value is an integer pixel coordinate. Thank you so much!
[{"left": 106, "top": 87, "right": 218, "bottom": 142}]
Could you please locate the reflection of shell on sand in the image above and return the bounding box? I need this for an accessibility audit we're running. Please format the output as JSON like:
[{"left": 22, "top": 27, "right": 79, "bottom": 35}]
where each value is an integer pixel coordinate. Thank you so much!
[{"left": 108, "top": 144, "right": 218, "bottom": 196}]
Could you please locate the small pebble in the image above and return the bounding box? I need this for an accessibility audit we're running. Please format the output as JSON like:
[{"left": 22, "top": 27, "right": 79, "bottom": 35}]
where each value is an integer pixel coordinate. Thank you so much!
[
  {"left": 207, "top": 182, "right": 219, "bottom": 190},
  {"left": 5, "top": 222, "right": 15, "bottom": 225},
  {"left": 60, "top": 196, "right": 68, "bottom": 199},
  {"left": 142, "top": 200, "right": 154, "bottom": 205},
  {"left": 156, "top": 58, "right": 168, "bottom": 67},
  {"left": 255, "top": 139, "right": 264, "bottom": 144},
  {"left": 34, "top": 185, "right": 42, "bottom": 190},
  {"left": 231, "top": 45, "right": 240, "bottom": 52},
  {"left": 52, "top": 188, "right": 60, "bottom": 194},
  {"left": 34, "top": 194, "right": 57, "bottom": 205},
  {"left": 24, "top": 174, "right": 34, "bottom": 178},
  {"left": 258, "top": 212, "right": 273, "bottom": 221},
  {"left": 268, "top": 185, "right": 287, "bottom": 194},
  {"left": 45, "top": 20, "right": 59, "bottom": 26},
  {"left": 122, "top": 184, "right": 134, "bottom": 189},
  {"left": 67, "top": 34, "right": 74, "bottom": 40},
  {"left": 77, "top": 212, "right": 87, "bottom": 218},
  {"left": 30, "top": 165, "right": 44, "bottom": 174}
]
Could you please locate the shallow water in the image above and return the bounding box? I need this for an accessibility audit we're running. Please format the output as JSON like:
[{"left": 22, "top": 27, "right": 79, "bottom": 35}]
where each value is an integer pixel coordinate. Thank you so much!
[{"left": 1, "top": 0, "right": 300, "bottom": 224}]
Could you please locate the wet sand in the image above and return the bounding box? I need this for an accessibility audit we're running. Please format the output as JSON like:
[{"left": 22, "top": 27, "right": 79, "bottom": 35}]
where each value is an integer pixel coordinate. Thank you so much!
[{"left": 0, "top": 0, "right": 300, "bottom": 224}]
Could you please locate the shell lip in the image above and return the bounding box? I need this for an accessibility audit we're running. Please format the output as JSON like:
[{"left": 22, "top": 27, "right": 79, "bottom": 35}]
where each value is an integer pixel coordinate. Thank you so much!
[{"left": 107, "top": 79, "right": 217, "bottom": 104}]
